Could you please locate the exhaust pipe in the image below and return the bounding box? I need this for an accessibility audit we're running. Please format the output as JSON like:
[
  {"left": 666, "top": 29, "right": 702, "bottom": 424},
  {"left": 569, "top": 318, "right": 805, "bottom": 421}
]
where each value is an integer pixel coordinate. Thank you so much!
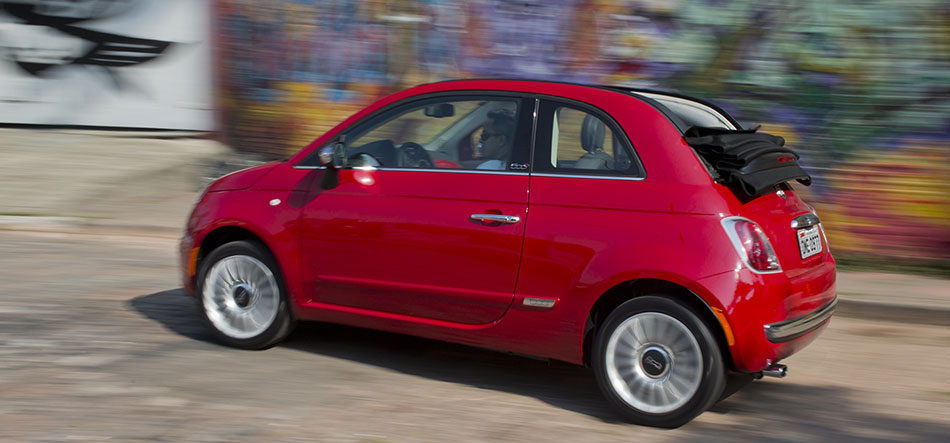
[{"left": 760, "top": 363, "right": 788, "bottom": 378}]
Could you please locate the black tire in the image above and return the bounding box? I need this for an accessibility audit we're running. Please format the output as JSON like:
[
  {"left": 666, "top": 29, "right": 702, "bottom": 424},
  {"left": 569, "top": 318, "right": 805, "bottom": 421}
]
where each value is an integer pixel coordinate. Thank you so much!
[
  {"left": 196, "top": 240, "right": 294, "bottom": 349},
  {"left": 592, "top": 295, "right": 726, "bottom": 428}
]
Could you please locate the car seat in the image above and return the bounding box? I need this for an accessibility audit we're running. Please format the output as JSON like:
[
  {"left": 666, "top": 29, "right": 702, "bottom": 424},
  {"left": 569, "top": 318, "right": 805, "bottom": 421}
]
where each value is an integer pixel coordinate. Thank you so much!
[{"left": 574, "top": 114, "right": 614, "bottom": 170}]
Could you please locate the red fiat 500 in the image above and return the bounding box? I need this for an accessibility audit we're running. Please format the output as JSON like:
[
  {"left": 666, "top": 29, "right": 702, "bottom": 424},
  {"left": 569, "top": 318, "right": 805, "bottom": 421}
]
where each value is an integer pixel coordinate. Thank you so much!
[{"left": 180, "top": 80, "right": 836, "bottom": 428}]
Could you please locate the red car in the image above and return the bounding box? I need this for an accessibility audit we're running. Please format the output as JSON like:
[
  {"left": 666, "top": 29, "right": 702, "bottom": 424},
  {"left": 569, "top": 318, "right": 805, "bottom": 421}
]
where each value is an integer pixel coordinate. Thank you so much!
[{"left": 180, "top": 80, "right": 836, "bottom": 427}]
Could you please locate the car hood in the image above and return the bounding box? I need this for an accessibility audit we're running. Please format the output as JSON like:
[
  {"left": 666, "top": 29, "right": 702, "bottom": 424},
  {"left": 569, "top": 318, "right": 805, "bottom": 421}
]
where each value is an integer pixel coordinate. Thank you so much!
[{"left": 207, "top": 161, "right": 281, "bottom": 192}]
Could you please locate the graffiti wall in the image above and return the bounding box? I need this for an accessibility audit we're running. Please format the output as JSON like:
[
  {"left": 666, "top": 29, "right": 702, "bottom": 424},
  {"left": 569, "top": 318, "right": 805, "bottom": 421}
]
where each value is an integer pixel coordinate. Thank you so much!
[
  {"left": 0, "top": 0, "right": 213, "bottom": 129},
  {"left": 215, "top": 0, "right": 950, "bottom": 265}
]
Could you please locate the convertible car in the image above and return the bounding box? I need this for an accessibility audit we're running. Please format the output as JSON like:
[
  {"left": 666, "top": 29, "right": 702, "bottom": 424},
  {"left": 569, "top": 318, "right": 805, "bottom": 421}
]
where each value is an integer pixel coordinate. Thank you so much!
[{"left": 180, "top": 79, "right": 836, "bottom": 427}]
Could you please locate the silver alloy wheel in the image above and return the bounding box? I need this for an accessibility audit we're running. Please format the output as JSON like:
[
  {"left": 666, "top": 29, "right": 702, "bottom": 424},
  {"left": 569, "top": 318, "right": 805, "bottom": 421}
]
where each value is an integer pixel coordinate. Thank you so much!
[
  {"left": 202, "top": 255, "right": 280, "bottom": 339},
  {"left": 604, "top": 312, "right": 703, "bottom": 414}
]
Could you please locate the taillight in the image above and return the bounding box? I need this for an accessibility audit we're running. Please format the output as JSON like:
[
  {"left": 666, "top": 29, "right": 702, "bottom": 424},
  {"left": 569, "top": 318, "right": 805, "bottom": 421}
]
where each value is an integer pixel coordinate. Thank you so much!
[{"left": 721, "top": 218, "right": 782, "bottom": 273}]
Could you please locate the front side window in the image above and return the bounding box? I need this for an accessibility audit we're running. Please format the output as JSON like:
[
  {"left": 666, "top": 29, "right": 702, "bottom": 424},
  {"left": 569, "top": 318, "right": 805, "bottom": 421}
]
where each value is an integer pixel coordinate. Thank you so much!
[{"left": 343, "top": 98, "right": 521, "bottom": 170}]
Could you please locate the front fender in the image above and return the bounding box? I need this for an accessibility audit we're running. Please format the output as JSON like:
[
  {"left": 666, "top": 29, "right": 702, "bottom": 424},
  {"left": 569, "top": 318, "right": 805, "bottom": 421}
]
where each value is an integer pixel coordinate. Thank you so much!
[{"left": 187, "top": 189, "right": 307, "bottom": 307}]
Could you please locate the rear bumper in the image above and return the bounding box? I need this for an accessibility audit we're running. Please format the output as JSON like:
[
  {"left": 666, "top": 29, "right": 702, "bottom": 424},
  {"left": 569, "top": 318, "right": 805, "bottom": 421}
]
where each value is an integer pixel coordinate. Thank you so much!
[
  {"left": 764, "top": 296, "right": 837, "bottom": 343},
  {"left": 693, "top": 258, "right": 837, "bottom": 372}
]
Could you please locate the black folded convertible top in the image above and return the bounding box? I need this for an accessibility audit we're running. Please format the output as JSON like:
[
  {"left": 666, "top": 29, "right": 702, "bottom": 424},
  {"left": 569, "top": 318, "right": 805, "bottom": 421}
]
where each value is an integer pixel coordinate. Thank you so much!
[{"left": 684, "top": 126, "right": 811, "bottom": 198}]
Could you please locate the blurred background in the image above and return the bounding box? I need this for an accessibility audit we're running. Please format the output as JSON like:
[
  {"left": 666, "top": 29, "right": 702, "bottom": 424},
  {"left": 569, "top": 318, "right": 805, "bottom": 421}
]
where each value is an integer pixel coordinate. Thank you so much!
[{"left": 1, "top": 0, "right": 948, "bottom": 269}]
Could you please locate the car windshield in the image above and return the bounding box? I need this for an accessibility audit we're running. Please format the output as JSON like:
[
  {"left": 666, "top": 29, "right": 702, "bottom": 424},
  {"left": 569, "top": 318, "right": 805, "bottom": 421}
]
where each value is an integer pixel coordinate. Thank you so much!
[{"left": 635, "top": 93, "right": 735, "bottom": 130}]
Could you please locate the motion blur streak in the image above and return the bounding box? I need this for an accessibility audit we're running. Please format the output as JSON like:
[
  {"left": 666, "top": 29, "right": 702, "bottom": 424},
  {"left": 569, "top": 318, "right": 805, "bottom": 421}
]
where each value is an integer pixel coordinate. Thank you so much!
[{"left": 214, "top": 0, "right": 949, "bottom": 266}]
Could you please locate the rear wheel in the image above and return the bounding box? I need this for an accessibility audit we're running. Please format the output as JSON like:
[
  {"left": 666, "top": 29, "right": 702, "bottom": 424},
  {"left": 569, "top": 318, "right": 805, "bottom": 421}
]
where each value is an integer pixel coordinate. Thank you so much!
[
  {"left": 197, "top": 240, "right": 294, "bottom": 349},
  {"left": 593, "top": 296, "right": 726, "bottom": 428}
]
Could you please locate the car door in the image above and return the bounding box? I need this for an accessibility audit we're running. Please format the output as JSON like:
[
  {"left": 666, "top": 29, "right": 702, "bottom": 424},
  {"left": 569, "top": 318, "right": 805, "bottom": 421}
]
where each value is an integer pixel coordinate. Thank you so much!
[
  {"left": 515, "top": 98, "right": 649, "bottom": 306},
  {"left": 298, "top": 94, "right": 535, "bottom": 325}
]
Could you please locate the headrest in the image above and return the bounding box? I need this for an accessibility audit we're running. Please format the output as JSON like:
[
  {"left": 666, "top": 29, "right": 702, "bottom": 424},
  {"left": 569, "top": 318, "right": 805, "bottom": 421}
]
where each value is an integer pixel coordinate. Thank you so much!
[{"left": 581, "top": 114, "right": 606, "bottom": 152}]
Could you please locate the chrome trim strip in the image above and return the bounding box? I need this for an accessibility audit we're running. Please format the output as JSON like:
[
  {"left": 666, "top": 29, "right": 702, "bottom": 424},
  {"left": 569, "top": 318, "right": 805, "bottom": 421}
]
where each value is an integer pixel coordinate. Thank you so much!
[
  {"left": 292, "top": 165, "right": 529, "bottom": 176},
  {"left": 292, "top": 168, "right": 646, "bottom": 180},
  {"left": 470, "top": 213, "right": 521, "bottom": 224},
  {"left": 381, "top": 168, "right": 529, "bottom": 176},
  {"left": 297, "top": 169, "right": 645, "bottom": 179},
  {"left": 791, "top": 213, "right": 821, "bottom": 230},
  {"left": 764, "top": 296, "right": 837, "bottom": 343},
  {"left": 528, "top": 98, "right": 539, "bottom": 170},
  {"left": 530, "top": 173, "right": 646, "bottom": 181}
]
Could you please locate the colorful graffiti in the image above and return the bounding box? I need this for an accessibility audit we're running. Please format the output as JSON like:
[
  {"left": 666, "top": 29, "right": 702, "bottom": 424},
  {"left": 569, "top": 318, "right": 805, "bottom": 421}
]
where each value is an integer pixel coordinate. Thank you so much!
[{"left": 214, "top": 0, "right": 950, "bottom": 265}]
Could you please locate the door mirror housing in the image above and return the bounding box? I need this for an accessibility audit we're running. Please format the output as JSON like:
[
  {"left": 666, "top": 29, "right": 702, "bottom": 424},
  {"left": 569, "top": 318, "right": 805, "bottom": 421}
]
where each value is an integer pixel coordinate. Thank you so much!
[
  {"left": 318, "top": 145, "right": 336, "bottom": 167},
  {"left": 319, "top": 138, "right": 346, "bottom": 190},
  {"left": 318, "top": 143, "right": 345, "bottom": 167},
  {"left": 318, "top": 138, "right": 346, "bottom": 168}
]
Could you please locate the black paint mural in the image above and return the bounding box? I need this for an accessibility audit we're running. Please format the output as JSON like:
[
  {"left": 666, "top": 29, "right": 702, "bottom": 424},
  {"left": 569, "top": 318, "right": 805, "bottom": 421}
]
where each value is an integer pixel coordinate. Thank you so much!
[{"left": 0, "top": 0, "right": 174, "bottom": 89}]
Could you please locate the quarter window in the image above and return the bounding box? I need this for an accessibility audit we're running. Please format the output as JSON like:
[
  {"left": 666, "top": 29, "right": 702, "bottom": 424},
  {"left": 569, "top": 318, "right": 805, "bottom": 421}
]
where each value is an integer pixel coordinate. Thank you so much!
[{"left": 535, "top": 102, "right": 642, "bottom": 177}]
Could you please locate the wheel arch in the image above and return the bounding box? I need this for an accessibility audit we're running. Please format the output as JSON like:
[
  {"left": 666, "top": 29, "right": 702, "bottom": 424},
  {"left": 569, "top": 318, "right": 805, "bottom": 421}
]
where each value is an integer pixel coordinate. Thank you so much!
[
  {"left": 582, "top": 278, "right": 734, "bottom": 370},
  {"left": 196, "top": 225, "right": 275, "bottom": 279}
]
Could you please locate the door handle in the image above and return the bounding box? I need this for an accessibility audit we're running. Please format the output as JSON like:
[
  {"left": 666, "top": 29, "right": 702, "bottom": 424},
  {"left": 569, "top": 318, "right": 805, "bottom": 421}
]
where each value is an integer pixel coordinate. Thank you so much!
[{"left": 470, "top": 213, "right": 521, "bottom": 224}]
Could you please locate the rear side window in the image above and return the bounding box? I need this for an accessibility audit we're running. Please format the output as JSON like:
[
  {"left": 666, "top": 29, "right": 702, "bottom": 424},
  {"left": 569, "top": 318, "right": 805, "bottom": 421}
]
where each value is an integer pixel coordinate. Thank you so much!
[{"left": 534, "top": 100, "right": 643, "bottom": 177}]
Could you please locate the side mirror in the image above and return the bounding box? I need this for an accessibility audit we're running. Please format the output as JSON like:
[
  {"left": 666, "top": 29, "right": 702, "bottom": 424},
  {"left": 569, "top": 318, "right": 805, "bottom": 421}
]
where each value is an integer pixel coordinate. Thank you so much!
[
  {"left": 319, "top": 138, "right": 346, "bottom": 190},
  {"left": 318, "top": 143, "right": 344, "bottom": 168},
  {"left": 424, "top": 103, "right": 454, "bottom": 118}
]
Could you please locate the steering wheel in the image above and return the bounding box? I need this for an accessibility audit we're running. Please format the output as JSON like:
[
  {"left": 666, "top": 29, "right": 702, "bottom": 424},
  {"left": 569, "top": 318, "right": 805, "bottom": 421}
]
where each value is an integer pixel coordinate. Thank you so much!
[{"left": 398, "top": 142, "right": 434, "bottom": 168}]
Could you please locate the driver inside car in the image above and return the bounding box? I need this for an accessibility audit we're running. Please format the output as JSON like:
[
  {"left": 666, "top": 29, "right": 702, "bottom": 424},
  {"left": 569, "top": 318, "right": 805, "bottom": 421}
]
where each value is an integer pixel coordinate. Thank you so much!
[{"left": 476, "top": 109, "right": 515, "bottom": 170}]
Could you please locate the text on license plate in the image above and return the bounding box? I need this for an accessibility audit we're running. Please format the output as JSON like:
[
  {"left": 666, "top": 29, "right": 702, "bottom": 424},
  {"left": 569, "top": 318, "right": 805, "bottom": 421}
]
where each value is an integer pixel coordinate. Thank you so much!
[{"left": 797, "top": 226, "right": 822, "bottom": 259}]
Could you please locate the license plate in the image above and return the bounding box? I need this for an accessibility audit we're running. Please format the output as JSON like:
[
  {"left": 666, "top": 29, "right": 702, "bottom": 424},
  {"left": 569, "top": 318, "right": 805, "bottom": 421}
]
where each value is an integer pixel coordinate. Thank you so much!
[{"left": 797, "top": 226, "right": 822, "bottom": 259}]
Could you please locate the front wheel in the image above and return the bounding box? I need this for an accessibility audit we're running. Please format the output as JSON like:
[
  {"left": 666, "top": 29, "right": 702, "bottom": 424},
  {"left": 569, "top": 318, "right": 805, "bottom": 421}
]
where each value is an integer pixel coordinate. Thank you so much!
[
  {"left": 197, "top": 240, "right": 294, "bottom": 349},
  {"left": 593, "top": 296, "right": 726, "bottom": 428}
]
